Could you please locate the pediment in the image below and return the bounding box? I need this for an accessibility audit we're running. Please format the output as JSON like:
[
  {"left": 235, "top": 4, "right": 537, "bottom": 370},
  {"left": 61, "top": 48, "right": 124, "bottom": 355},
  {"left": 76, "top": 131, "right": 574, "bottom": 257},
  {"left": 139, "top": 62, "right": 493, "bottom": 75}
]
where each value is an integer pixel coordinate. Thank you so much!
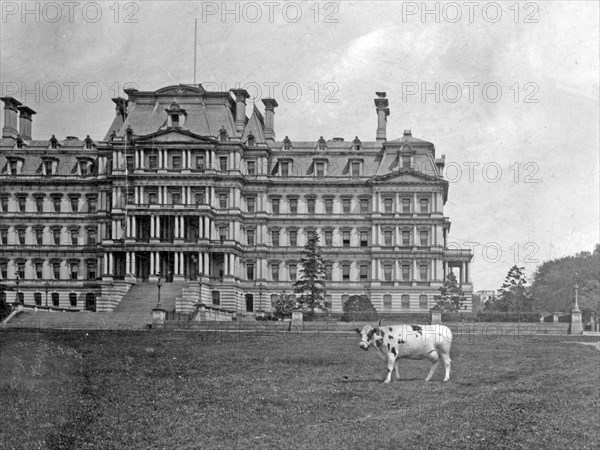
[
  {"left": 371, "top": 169, "right": 446, "bottom": 185},
  {"left": 136, "top": 128, "right": 217, "bottom": 144},
  {"left": 154, "top": 85, "right": 206, "bottom": 96}
]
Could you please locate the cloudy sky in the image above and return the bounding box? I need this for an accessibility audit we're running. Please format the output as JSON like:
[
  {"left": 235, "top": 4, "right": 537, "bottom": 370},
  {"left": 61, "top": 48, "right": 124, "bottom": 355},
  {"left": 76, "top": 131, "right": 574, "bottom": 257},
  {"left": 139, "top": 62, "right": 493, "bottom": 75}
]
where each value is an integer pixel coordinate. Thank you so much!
[{"left": 1, "top": 1, "right": 598, "bottom": 291}]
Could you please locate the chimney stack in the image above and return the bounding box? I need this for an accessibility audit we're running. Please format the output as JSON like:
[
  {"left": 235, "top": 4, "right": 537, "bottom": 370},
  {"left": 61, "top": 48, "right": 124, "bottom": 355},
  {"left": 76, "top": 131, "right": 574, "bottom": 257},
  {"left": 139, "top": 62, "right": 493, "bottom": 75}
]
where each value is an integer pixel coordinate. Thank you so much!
[
  {"left": 1, "top": 97, "right": 22, "bottom": 139},
  {"left": 262, "top": 98, "right": 278, "bottom": 141},
  {"left": 17, "top": 106, "right": 36, "bottom": 140},
  {"left": 230, "top": 89, "right": 250, "bottom": 135},
  {"left": 374, "top": 92, "right": 390, "bottom": 142}
]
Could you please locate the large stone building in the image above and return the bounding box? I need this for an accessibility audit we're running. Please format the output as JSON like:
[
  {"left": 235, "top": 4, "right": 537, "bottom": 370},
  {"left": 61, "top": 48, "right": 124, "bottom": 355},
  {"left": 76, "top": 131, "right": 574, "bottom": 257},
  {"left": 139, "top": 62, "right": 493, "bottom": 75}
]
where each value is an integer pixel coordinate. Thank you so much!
[{"left": 0, "top": 85, "right": 473, "bottom": 315}]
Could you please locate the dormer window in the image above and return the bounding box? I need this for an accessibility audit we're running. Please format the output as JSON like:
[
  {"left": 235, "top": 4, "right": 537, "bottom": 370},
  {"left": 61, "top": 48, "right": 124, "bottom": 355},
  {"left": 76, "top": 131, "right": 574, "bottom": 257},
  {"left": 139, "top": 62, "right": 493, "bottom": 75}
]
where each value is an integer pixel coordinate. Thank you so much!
[
  {"left": 165, "top": 102, "right": 187, "bottom": 129},
  {"left": 317, "top": 136, "right": 326, "bottom": 150},
  {"left": 247, "top": 134, "right": 255, "bottom": 147},
  {"left": 219, "top": 126, "right": 228, "bottom": 142},
  {"left": 283, "top": 136, "right": 292, "bottom": 150},
  {"left": 50, "top": 135, "right": 58, "bottom": 149},
  {"left": 353, "top": 137, "right": 362, "bottom": 151},
  {"left": 16, "top": 138, "right": 23, "bottom": 149},
  {"left": 125, "top": 127, "right": 133, "bottom": 141}
]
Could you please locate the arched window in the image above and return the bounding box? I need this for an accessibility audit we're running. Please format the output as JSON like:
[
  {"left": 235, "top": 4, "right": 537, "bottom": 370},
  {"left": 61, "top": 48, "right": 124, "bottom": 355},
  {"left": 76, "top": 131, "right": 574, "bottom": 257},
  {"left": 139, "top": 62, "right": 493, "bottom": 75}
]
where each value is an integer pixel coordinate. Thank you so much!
[
  {"left": 247, "top": 134, "right": 255, "bottom": 147},
  {"left": 219, "top": 126, "right": 228, "bottom": 142}
]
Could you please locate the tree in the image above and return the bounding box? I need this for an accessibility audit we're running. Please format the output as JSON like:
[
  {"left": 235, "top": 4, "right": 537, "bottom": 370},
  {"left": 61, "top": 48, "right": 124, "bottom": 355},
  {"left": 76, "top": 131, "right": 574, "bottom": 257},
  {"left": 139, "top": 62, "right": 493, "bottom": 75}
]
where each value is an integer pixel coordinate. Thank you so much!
[
  {"left": 293, "top": 234, "right": 327, "bottom": 317},
  {"left": 433, "top": 272, "right": 466, "bottom": 312},
  {"left": 531, "top": 244, "right": 599, "bottom": 316},
  {"left": 274, "top": 291, "right": 296, "bottom": 319},
  {"left": 0, "top": 290, "right": 11, "bottom": 321},
  {"left": 342, "top": 295, "right": 377, "bottom": 321},
  {"left": 485, "top": 265, "right": 534, "bottom": 312}
]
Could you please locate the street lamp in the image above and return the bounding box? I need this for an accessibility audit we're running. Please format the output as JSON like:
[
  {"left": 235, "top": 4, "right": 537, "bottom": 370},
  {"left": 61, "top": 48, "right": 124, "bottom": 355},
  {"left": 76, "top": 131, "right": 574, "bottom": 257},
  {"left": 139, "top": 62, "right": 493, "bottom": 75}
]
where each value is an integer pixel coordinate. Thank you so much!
[
  {"left": 258, "top": 283, "right": 264, "bottom": 312},
  {"left": 156, "top": 273, "right": 162, "bottom": 308},
  {"left": 44, "top": 280, "right": 50, "bottom": 307},
  {"left": 15, "top": 275, "right": 21, "bottom": 305},
  {"left": 574, "top": 272, "right": 580, "bottom": 311}
]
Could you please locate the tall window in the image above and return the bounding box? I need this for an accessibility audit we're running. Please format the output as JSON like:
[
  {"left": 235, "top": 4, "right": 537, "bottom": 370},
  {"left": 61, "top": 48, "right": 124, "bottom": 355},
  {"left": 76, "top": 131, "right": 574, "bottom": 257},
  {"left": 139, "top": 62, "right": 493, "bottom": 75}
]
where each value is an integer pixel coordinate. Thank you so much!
[
  {"left": 324, "top": 264, "right": 332, "bottom": 281},
  {"left": 219, "top": 194, "right": 228, "bottom": 209},
  {"left": 87, "top": 261, "right": 97, "bottom": 280},
  {"left": 10, "top": 161, "right": 18, "bottom": 175},
  {"left": 360, "top": 230, "right": 368, "bottom": 247},
  {"left": 52, "top": 293, "right": 60, "bottom": 307},
  {"left": 247, "top": 197, "right": 255, "bottom": 213},
  {"left": 289, "top": 263, "right": 297, "bottom": 281},
  {"left": 402, "top": 264, "right": 410, "bottom": 281},
  {"left": 218, "top": 226, "right": 227, "bottom": 242},
  {"left": 324, "top": 295, "right": 332, "bottom": 310},
  {"left": 360, "top": 198, "right": 369, "bottom": 214},
  {"left": 271, "top": 230, "right": 279, "bottom": 246},
  {"left": 402, "top": 198, "right": 411, "bottom": 213},
  {"left": 87, "top": 228, "right": 97, "bottom": 245},
  {"left": 0, "top": 196, "right": 8, "bottom": 211},
  {"left": 383, "top": 264, "right": 393, "bottom": 282},
  {"left": 44, "top": 160, "right": 53, "bottom": 176},
  {"left": 325, "top": 198, "right": 333, "bottom": 215},
  {"left": 341, "top": 294, "right": 349, "bottom": 307},
  {"left": 17, "top": 228, "right": 25, "bottom": 245},
  {"left": 53, "top": 262, "right": 61, "bottom": 279},
  {"left": 280, "top": 162, "right": 289, "bottom": 177},
  {"left": 17, "top": 195, "right": 26, "bottom": 212},
  {"left": 420, "top": 230, "right": 428, "bottom": 246},
  {"left": 247, "top": 161, "right": 256, "bottom": 175},
  {"left": 34, "top": 292, "right": 42, "bottom": 305},
  {"left": 246, "top": 263, "right": 255, "bottom": 280},
  {"left": 88, "top": 197, "right": 97, "bottom": 213},
  {"left": 342, "top": 230, "right": 350, "bottom": 247},
  {"left": 148, "top": 155, "right": 158, "bottom": 170},
  {"left": 419, "top": 295, "right": 428, "bottom": 309},
  {"left": 126, "top": 156, "right": 134, "bottom": 172},
  {"left": 383, "top": 294, "right": 392, "bottom": 311},
  {"left": 384, "top": 229, "right": 393, "bottom": 246},
  {"left": 35, "top": 228, "right": 43, "bottom": 245},
  {"left": 172, "top": 191, "right": 181, "bottom": 205},
  {"left": 212, "top": 291, "right": 220, "bottom": 306},
  {"left": 419, "top": 264, "right": 429, "bottom": 281},
  {"left": 351, "top": 162, "right": 360, "bottom": 178},
  {"left": 71, "top": 228, "right": 79, "bottom": 245},
  {"left": 401, "top": 294, "right": 410, "bottom": 309},
  {"left": 402, "top": 155, "right": 411, "bottom": 169},
  {"left": 247, "top": 229, "right": 255, "bottom": 246},
  {"left": 419, "top": 198, "right": 429, "bottom": 213},
  {"left": 342, "top": 263, "right": 350, "bottom": 281},
  {"left": 289, "top": 198, "right": 297, "bottom": 215},
  {"left": 324, "top": 230, "right": 333, "bottom": 247},
  {"left": 384, "top": 198, "right": 393, "bottom": 213},
  {"left": 272, "top": 198, "right": 280, "bottom": 215},
  {"left": 315, "top": 162, "right": 324, "bottom": 178},
  {"left": 402, "top": 230, "right": 411, "bottom": 246},
  {"left": 195, "top": 191, "right": 205, "bottom": 205},
  {"left": 70, "top": 262, "right": 78, "bottom": 280},
  {"left": 271, "top": 263, "right": 279, "bottom": 281},
  {"left": 35, "top": 196, "right": 44, "bottom": 212},
  {"left": 148, "top": 192, "right": 158, "bottom": 205},
  {"left": 195, "top": 155, "right": 205, "bottom": 170},
  {"left": 70, "top": 197, "right": 79, "bottom": 212},
  {"left": 53, "top": 228, "right": 61, "bottom": 245},
  {"left": 53, "top": 196, "right": 61, "bottom": 212},
  {"left": 219, "top": 157, "right": 228, "bottom": 171},
  {"left": 17, "top": 262, "right": 25, "bottom": 278},
  {"left": 289, "top": 230, "right": 297, "bottom": 247},
  {"left": 359, "top": 264, "right": 369, "bottom": 280},
  {"left": 342, "top": 198, "right": 351, "bottom": 214},
  {"left": 307, "top": 198, "right": 315, "bottom": 215},
  {"left": 70, "top": 293, "right": 78, "bottom": 307},
  {"left": 172, "top": 155, "right": 181, "bottom": 169}
]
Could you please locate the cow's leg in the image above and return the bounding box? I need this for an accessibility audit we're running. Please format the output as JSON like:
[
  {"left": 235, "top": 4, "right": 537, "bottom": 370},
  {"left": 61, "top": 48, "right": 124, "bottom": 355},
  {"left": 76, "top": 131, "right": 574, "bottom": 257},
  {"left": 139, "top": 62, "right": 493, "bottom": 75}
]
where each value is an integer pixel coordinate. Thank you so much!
[
  {"left": 425, "top": 351, "right": 440, "bottom": 381},
  {"left": 384, "top": 353, "right": 396, "bottom": 383},
  {"left": 440, "top": 353, "right": 451, "bottom": 381},
  {"left": 394, "top": 361, "right": 401, "bottom": 380}
]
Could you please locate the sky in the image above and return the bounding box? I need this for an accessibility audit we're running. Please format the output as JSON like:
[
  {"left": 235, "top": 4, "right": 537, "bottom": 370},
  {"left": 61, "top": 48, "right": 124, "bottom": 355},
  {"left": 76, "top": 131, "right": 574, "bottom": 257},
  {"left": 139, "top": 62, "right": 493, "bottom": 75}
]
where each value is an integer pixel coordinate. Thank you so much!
[{"left": 1, "top": 1, "right": 598, "bottom": 291}]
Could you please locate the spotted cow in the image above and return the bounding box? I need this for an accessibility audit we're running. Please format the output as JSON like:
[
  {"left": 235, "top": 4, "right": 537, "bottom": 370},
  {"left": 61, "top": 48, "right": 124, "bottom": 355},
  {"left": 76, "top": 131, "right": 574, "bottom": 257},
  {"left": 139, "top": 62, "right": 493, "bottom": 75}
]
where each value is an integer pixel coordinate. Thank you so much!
[{"left": 355, "top": 324, "right": 453, "bottom": 383}]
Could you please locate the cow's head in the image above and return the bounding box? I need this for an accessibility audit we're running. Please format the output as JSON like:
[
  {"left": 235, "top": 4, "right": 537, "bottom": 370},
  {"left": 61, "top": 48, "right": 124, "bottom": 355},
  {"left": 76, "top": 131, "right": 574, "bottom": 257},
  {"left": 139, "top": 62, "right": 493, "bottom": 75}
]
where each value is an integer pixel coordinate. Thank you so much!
[{"left": 355, "top": 324, "right": 379, "bottom": 351}]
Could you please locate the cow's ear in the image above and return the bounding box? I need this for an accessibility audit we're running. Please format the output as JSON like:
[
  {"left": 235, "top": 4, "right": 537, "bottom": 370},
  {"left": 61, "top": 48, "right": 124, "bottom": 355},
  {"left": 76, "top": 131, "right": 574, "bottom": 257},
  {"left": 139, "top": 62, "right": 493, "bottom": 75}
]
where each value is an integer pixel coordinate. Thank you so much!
[{"left": 354, "top": 328, "right": 361, "bottom": 334}]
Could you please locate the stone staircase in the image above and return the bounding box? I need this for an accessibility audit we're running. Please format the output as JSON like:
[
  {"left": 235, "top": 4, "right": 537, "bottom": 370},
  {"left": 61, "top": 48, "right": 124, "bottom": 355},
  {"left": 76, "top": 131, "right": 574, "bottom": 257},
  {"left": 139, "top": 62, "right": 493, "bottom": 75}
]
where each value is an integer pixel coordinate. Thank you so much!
[{"left": 113, "top": 281, "right": 184, "bottom": 313}]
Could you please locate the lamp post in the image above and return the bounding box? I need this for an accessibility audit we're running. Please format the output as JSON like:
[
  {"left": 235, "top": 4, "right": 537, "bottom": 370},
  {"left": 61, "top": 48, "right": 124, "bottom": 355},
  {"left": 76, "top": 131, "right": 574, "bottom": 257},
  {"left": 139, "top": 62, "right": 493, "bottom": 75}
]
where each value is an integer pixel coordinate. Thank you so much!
[
  {"left": 574, "top": 272, "right": 580, "bottom": 311},
  {"left": 258, "top": 282, "right": 264, "bottom": 312},
  {"left": 156, "top": 273, "right": 162, "bottom": 308},
  {"left": 44, "top": 281, "right": 49, "bottom": 307},
  {"left": 15, "top": 275, "right": 21, "bottom": 305}
]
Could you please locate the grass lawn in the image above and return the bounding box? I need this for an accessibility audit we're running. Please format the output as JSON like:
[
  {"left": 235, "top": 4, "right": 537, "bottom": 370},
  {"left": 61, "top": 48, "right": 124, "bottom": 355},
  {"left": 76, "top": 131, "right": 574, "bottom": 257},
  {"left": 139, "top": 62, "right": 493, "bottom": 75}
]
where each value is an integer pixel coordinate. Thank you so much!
[{"left": 1, "top": 329, "right": 598, "bottom": 449}]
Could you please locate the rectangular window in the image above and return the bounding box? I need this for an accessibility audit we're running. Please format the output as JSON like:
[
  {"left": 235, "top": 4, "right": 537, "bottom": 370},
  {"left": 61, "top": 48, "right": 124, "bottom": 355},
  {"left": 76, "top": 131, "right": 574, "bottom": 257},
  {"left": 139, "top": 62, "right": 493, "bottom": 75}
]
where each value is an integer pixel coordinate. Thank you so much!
[
  {"left": 195, "top": 155, "right": 205, "bottom": 170},
  {"left": 1, "top": 196, "right": 8, "bottom": 211},
  {"left": 17, "top": 229, "right": 25, "bottom": 245},
  {"left": 247, "top": 161, "right": 256, "bottom": 175},
  {"left": 44, "top": 161, "right": 53, "bottom": 176},
  {"left": 289, "top": 198, "right": 297, "bottom": 215},
  {"left": 307, "top": 230, "right": 316, "bottom": 244},
  {"left": 419, "top": 295, "right": 428, "bottom": 309},
  {"left": 219, "top": 227, "right": 227, "bottom": 242},
  {"left": 316, "top": 162, "right": 324, "bottom": 178},
  {"left": 247, "top": 197, "right": 255, "bottom": 213},
  {"left": 280, "top": 162, "right": 289, "bottom": 177},
  {"left": 172, "top": 155, "right": 181, "bottom": 169},
  {"left": 71, "top": 229, "right": 79, "bottom": 245},
  {"left": 272, "top": 198, "right": 280, "bottom": 215},
  {"left": 219, "top": 194, "right": 228, "bottom": 209},
  {"left": 53, "top": 228, "right": 61, "bottom": 245},
  {"left": 212, "top": 291, "right": 220, "bottom": 306},
  {"left": 402, "top": 198, "right": 411, "bottom": 213},
  {"left": 10, "top": 161, "right": 17, "bottom": 175},
  {"left": 0, "top": 264, "right": 7, "bottom": 279},
  {"left": 70, "top": 263, "right": 78, "bottom": 280},
  {"left": 88, "top": 229, "right": 97, "bottom": 245},
  {"left": 324, "top": 294, "right": 332, "bottom": 310},
  {"left": 342, "top": 230, "right": 350, "bottom": 247},
  {"left": 70, "top": 197, "right": 79, "bottom": 212},
  {"left": 342, "top": 199, "right": 351, "bottom": 214},
  {"left": 219, "top": 157, "right": 228, "bottom": 171},
  {"left": 402, "top": 231, "right": 411, "bottom": 246},
  {"left": 34, "top": 197, "right": 43, "bottom": 212},
  {"left": 420, "top": 230, "right": 428, "bottom": 246},
  {"left": 52, "top": 292, "right": 60, "bottom": 307},
  {"left": 70, "top": 293, "right": 78, "bottom": 307},
  {"left": 80, "top": 162, "right": 89, "bottom": 177},
  {"left": 384, "top": 229, "right": 393, "bottom": 246},
  {"left": 289, "top": 230, "right": 297, "bottom": 247},
  {"left": 53, "top": 263, "right": 61, "bottom": 280},
  {"left": 289, "top": 264, "right": 297, "bottom": 281},
  {"left": 324, "top": 230, "right": 333, "bottom": 247},
  {"left": 384, "top": 198, "right": 393, "bottom": 213},
  {"left": 360, "top": 198, "right": 369, "bottom": 214},
  {"left": 383, "top": 294, "right": 392, "bottom": 311},
  {"left": 17, "top": 196, "right": 26, "bottom": 212},
  {"left": 342, "top": 264, "right": 350, "bottom": 281},
  {"left": 87, "top": 263, "right": 96, "bottom": 280},
  {"left": 195, "top": 191, "right": 205, "bottom": 205},
  {"left": 384, "top": 265, "right": 392, "bottom": 282},
  {"left": 420, "top": 199, "right": 429, "bottom": 213},
  {"left": 351, "top": 162, "right": 360, "bottom": 178},
  {"left": 149, "top": 155, "right": 158, "bottom": 170},
  {"left": 246, "top": 264, "right": 255, "bottom": 280},
  {"left": 420, "top": 265, "right": 428, "bottom": 281},
  {"left": 360, "top": 231, "right": 368, "bottom": 247},
  {"left": 401, "top": 295, "right": 410, "bottom": 309},
  {"left": 359, "top": 264, "right": 368, "bottom": 280},
  {"left": 271, "top": 264, "right": 279, "bottom": 281},
  {"left": 402, "top": 265, "right": 410, "bottom": 281},
  {"left": 172, "top": 192, "right": 181, "bottom": 205},
  {"left": 148, "top": 192, "right": 157, "bottom": 205},
  {"left": 325, "top": 198, "right": 333, "bottom": 215},
  {"left": 34, "top": 292, "right": 42, "bottom": 305},
  {"left": 324, "top": 264, "right": 332, "bottom": 281},
  {"left": 247, "top": 229, "right": 255, "bottom": 246},
  {"left": 0, "top": 228, "right": 7, "bottom": 244},
  {"left": 35, "top": 228, "right": 43, "bottom": 245},
  {"left": 307, "top": 198, "right": 315, "bottom": 215},
  {"left": 126, "top": 156, "right": 134, "bottom": 172},
  {"left": 88, "top": 197, "right": 97, "bottom": 213},
  {"left": 402, "top": 155, "right": 411, "bottom": 169},
  {"left": 271, "top": 230, "right": 279, "bottom": 246},
  {"left": 53, "top": 197, "right": 61, "bottom": 212},
  {"left": 17, "top": 263, "right": 25, "bottom": 279}
]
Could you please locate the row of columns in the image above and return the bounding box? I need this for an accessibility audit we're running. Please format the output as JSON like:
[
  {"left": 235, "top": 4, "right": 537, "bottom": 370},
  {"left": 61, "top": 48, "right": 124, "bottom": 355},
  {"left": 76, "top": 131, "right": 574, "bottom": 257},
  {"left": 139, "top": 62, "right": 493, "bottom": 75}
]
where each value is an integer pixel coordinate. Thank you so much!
[{"left": 131, "top": 149, "right": 219, "bottom": 170}]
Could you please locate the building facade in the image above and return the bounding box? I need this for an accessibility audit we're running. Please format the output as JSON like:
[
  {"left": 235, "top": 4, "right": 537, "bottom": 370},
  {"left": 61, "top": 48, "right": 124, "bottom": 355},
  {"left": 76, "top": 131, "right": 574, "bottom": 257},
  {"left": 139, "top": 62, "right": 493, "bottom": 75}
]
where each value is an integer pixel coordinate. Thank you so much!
[{"left": 0, "top": 85, "right": 473, "bottom": 314}]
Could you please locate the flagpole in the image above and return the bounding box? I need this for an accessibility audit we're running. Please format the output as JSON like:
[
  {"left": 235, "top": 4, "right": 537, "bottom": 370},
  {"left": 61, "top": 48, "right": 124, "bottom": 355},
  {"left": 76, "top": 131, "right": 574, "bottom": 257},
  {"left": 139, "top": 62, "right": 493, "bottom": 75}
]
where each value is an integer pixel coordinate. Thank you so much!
[{"left": 194, "top": 19, "right": 197, "bottom": 85}]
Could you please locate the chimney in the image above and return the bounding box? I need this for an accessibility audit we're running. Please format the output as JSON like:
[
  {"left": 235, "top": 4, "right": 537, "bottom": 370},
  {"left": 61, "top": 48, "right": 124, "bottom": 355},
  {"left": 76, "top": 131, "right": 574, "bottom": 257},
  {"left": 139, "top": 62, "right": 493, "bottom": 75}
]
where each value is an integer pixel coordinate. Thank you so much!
[
  {"left": 262, "top": 98, "right": 278, "bottom": 141},
  {"left": 230, "top": 89, "right": 250, "bottom": 135},
  {"left": 1, "top": 97, "right": 22, "bottom": 139},
  {"left": 374, "top": 92, "right": 390, "bottom": 142},
  {"left": 17, "top": 106, "right": 36, "bottom": 140}
]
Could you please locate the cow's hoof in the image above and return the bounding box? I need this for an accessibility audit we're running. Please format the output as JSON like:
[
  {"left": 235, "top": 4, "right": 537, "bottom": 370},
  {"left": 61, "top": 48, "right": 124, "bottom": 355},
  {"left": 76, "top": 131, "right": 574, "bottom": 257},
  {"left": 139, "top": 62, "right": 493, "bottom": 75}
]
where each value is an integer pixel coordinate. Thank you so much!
[{"left": 383, "top": 380, "right": 390, "bottom": 384}]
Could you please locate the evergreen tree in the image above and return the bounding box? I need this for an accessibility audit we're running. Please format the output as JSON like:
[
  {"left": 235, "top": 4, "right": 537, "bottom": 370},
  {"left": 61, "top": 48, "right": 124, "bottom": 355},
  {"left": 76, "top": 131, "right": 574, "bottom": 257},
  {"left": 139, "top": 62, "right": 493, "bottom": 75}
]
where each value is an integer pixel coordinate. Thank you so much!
[
  {"left": 293, "top": 234, "right": 327, "bottom": 317},
  {"left": 485, "top": 265, "right": 534, "bottom": 312},
  {"left": 342, "top": 294, "right": 377, "bottom": 321},
  {"left": 274, "top": 291, "right": 296, "bottom": 319},
  {"left": 433, "top": 272, "right": 466, "bottom": 312}
]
